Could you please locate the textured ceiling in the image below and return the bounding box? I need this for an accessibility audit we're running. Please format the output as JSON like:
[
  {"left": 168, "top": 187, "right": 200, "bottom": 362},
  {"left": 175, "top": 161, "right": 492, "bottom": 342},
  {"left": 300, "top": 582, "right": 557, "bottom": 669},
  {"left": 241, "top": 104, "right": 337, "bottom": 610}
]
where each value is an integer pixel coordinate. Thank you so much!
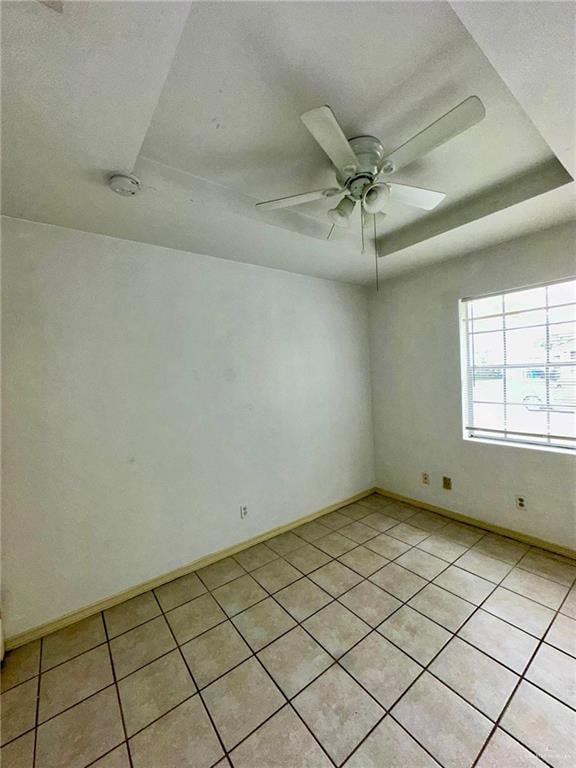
[
  {"left": 1, "top": 0, "right": 574, "bottom": 284},
  {"left": 142, "top": 1, "right": 562, "bottom": 237}
]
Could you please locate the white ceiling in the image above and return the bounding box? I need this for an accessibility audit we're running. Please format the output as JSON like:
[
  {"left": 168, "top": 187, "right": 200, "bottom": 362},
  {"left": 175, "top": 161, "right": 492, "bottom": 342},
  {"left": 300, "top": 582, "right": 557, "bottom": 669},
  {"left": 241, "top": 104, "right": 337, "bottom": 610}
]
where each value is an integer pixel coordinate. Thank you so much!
[
  {"left": 452, "top": 0, "right": 576, "bottom": 179},
  {"left": 2, "top": 1, "right": 574, "bottom": 284},
  {"left": 142, "top": 1, "right": 559, "bottom": 230}
]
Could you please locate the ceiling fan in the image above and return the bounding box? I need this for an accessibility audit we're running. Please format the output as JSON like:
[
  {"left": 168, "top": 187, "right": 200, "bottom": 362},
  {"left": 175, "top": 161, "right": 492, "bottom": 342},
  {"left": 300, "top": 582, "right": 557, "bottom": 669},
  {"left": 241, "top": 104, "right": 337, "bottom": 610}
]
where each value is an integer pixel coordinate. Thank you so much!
[{"left": 256, "top": 96, "right": 486, "bottom": 252}]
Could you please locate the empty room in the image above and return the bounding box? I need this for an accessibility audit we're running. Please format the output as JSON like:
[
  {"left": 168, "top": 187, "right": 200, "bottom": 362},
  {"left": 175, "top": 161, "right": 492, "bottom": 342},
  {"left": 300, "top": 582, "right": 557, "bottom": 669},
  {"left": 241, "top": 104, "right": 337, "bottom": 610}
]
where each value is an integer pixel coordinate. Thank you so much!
[{"left": 1, "top": 1, "right": 575, "bottom": 767}]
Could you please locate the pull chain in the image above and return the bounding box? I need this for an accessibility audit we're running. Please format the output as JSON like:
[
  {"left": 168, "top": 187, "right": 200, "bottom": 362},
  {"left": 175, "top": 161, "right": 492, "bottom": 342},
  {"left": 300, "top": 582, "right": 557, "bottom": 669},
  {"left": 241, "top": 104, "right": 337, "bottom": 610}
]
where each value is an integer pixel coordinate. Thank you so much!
[{"left": 373, "top": 213, "right": 379, "bottom": 292}]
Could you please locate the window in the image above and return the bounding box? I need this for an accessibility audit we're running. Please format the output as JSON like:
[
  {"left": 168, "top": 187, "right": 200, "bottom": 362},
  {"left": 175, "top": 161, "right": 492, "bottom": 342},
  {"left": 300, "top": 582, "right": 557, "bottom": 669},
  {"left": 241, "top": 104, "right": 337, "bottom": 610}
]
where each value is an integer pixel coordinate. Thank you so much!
[{"left": 460, "top": 278, "right": 576, "bottom": 452}]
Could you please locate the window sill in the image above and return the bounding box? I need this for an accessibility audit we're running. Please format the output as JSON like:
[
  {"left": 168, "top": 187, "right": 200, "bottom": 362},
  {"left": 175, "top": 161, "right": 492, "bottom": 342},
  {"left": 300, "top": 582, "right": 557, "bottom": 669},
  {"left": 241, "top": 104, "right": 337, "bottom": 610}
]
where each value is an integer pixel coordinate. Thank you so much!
[{"left": 463, "top": 434, "right": 575, "bottom": 456}]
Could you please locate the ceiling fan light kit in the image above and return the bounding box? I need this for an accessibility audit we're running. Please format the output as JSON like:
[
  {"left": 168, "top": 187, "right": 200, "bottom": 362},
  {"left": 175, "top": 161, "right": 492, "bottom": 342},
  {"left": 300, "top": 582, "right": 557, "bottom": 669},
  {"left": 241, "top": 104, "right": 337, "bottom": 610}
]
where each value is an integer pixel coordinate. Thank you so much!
[
  {"left": 256, "top": 95, "right": 486, "bottom": 278},
  {"left": 328, "top": 196, "right": 356, "bottom": 227},
  {"left": 363, "top": 182, "right": 391, "bottom": 215}
]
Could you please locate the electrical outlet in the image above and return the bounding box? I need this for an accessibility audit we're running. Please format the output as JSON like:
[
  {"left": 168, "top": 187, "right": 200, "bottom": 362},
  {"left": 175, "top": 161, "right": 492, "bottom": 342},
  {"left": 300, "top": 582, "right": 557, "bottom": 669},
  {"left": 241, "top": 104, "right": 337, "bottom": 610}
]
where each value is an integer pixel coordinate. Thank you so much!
[
  {"left": 240, "top": 505, "right": 248, "bottom": 520},
  {"left": 421, "top": 472, "right": 430, "bottom": 485},
  {"left": 516, "top": 495, "right": 526, "bottom": 510},
  {"left": 442, "top": 476, "right": 452, "bottom": 490}
]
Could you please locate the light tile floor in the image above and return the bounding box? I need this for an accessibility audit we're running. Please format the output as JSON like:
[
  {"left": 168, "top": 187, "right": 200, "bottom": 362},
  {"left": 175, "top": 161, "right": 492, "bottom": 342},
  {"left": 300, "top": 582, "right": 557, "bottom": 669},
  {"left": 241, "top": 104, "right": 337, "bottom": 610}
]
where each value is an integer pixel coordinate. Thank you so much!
[{"left": 2, "top": 494, "right": 576, "bottom": 767}]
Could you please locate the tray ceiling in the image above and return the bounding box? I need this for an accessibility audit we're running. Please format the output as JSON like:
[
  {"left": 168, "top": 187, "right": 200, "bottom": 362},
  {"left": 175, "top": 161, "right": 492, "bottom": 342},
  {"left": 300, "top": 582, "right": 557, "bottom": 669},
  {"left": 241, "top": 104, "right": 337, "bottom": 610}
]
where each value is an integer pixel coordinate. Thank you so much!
[{"left": 2, "top": 1, "right": 573, "bottom": 283}]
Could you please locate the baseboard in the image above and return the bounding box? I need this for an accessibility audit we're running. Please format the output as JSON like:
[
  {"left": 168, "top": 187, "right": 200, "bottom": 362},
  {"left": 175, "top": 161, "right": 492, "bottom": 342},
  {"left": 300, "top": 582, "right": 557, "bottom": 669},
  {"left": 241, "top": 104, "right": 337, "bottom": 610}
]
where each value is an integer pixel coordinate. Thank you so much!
[
  {"left": 375, "top": 487, "right": 576, "bottom": 561},
  {"left": 5, "top": 488, "right": 374, "bottom": 651}
]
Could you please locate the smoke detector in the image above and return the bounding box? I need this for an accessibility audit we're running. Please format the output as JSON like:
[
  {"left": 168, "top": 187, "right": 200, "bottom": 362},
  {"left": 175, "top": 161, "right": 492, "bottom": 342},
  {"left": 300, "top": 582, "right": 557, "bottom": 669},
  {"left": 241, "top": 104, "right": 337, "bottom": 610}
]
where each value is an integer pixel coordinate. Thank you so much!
[{"left": 109, "top": 173, "right": 141, "bottom": 197}]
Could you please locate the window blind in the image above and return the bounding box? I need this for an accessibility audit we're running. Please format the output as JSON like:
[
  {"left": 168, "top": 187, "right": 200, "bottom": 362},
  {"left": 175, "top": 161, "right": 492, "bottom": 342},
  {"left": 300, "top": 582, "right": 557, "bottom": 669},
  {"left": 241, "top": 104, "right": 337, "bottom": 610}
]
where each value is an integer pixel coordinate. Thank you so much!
[{"left": 460, "top": 278, "right": 576, "bottom": 452}]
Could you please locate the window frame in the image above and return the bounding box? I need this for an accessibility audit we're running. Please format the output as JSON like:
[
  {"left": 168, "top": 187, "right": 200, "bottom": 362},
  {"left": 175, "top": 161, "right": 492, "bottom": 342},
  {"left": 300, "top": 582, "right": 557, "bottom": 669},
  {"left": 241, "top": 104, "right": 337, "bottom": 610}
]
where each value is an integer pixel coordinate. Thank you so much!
[{"left": 459, "top": 277, "right": 576, "bottom": 455}]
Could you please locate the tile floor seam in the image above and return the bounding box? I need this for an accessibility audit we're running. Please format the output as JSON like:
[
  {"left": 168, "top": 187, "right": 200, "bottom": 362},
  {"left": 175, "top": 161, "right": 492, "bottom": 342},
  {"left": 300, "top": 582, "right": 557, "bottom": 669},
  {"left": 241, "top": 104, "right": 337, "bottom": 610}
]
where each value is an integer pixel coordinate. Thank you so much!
[
  {"left": 149, "top": 589, "right": 231, "bottom": 767},
  {"left": 195, "top": 564, "right": 249, "bottom": 594},
  {"left": 82, "top": 743, "right": 130, "bottom": 768},
  {"left": 109, "top": 644, "right": 177, "bottom": 684},
  {"left": 408, "top": 575, "right": 569, "bottom": 641},
  {"left": 24, "top": 683, "right": 120, "bottom": 741},
  {"left": 5, "top": 583, "right": 563, "bottom": 738},
  {"left": 192, "top": 557, "right": 359, "bottom": 764},
  {"left": 102, "top": 611, "right": 135, "bottom": 768},
  {"left": 344, "top": 570, "right": 574, "bottom": 721},
  {"left": 257, "top": 550, "right": 472, "bottom": 762},
  {"left": 203, "top": 637, "right": 340, "bottom": 765},
  {"left": 33, "top": 640, "right": 110, "bottom": 678},
  {"left": 30, "top": 636, "right": 42, "bottom": 768},
  {"left": 469, "top": 578, "right": 576, "bottom": 767},
  {"left": 5, "top": 500, "right": 575, "bottom": 768},
  {"left": 3, "top": 517, "right": 486, "bottom": 751},
  {"left": 251, "top": 586, "right": 399, "bottom": 763},
  {"left": 9, "top": 561, "right": 517, "bottom": 759},
  {"left": 120, "top": 691, "right": 198, "bottom": 742},
  {"left": 55, "top": 510, "right": 473, "bottom": 659},
  {"left": 495, "top": 725, "right": 556, "bottom": 768},
  {"left": 492, "top": 581, "right": 574, "bottom": 612},
  {"left": 515, "top": 563, "right": 576, "bottom": 589},
  {"left": 150, "top": 583, "right": 340, "bottom": 768},
  {"left": 253, "top": 665, "right": 340, "bottom": 767},
  {"left": 510, "top": 669, "right": 576, "bottom": 715},
  {"left": 387, "top": 712, "right": 450, "bottom": 768},
  {"left": 337, "top": 522, "right": 532, "bottom": 767},
  {"left": 336, "top": 589, "right": 479, "bottom": 762}
]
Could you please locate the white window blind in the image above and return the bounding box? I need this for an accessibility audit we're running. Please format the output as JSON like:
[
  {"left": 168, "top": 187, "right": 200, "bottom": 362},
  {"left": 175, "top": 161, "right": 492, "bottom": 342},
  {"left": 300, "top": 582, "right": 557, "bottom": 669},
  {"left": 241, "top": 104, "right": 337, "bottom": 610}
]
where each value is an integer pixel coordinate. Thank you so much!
[{"left": 460, "top": 278, "right": 576, "bottom": 452}]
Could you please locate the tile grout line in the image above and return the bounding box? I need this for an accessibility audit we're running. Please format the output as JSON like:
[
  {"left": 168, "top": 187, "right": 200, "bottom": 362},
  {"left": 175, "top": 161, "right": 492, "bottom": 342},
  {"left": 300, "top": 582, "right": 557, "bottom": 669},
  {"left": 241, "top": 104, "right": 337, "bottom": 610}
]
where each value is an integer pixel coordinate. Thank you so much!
[
  {"left": 30, "top": 636, "right": 42, "bottom": 768},
  {"left": 327, "top": 522, "right": 499, "bottom": 767},
  {"left": 18, "top": 565, "right": 547, "bottom": 768},
  {"left": 194, "top": 560, "right": 340, "bottom": 765},
  {"left": 327, "top": 512, "right": 574, "bottom": 651},
  {"left": 29, "top": 640, "right": 110, "bottom": 678},
  {"left": 332, "top": 513, "right": 576, "bottom": 768},
  {"left": 4, "top": 553, "right": 570, "bottom": 760},
  {"left": 1, "top": 503, "right": 543, "bottom": 691},
  {"left": 102, "top": 610, "right": 135, "bottom": 768},
  {"left": 3, "top": 545, "right": 348, "bottom": 752},
  {"left": 388, "top": 555, "right": 574, "bottom": 763},
  {"left": 1, "top": 545, "right": 460, "bottom": 760},
  {"left": 251, "top": 520, "right": 491, "bottom": 766},
  {"left": 168, "top": 508, "right": 433, "bottom": 764},
  {"left": 149, "top": 589, "right": 233, "bottom": 768},
  {"left": 8, "top": 544, "right": 570, "bottom": 765},
  {"left": 175, "top": 530, "right": 473, "bottom": 701},
  {"left": 116, "top": 523, "right": 567, "bottom": 702},
  {"left": 470, "top": 573, "right": 576, "bottom": 768},
  {"left": 1, "top": 522, "right": 560, "bottom": 747},
  {"left": 5, "top": 498, "right": 574, "bottom": 765},
  {"left": 5, "top": 498, "right": 571, "bottom": 659},
  {"left": 314, "top": 518, "right": 506, "bottom": 763},
  {"left": 303, "top": 512, "right": 562, "bottom": 671}
]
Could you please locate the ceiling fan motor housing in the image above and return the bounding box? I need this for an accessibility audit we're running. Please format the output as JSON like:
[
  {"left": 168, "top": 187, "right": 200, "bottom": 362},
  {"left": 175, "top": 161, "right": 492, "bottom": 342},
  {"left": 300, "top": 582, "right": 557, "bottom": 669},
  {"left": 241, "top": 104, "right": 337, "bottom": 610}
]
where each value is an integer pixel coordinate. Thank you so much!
[{"left": 337, "top": 135, "right": 385, "bottom": 199}]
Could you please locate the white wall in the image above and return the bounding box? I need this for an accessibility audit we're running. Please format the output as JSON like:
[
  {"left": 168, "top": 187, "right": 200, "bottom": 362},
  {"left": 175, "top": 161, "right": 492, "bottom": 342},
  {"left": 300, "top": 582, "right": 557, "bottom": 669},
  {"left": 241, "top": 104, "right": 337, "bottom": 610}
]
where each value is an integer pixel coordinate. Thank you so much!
[
  {"left": 369, "top": 222, "right": 576, "bottom": 549},
  {"left": 1, "top": 217, "right": 374, "bottom": 638}
]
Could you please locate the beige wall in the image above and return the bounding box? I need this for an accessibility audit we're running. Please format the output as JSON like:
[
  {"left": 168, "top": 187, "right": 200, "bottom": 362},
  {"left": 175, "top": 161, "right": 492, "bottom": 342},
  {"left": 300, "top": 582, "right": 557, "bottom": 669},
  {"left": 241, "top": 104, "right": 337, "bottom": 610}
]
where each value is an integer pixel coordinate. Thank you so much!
[
  {"left": 1, "top": 217, "right": 375, "bottom": 638},
  {"left": 369, "top": 222, "right": 576, "bottom": 549},
  {"left": 3, "top": 214, "right": 575, "bottom": 641}
]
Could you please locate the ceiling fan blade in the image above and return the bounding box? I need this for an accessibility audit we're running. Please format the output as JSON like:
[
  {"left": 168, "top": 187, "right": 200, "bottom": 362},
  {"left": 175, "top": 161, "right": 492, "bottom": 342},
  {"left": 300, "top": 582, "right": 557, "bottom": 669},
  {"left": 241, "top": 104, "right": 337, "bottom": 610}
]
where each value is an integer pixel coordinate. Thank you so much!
[
  {"left": 382, "top": 96, "right": 486, "bottom": 172},
  {"left": 301, "top": 106, "right": 358, "bottom": 174},
  {"left": 388, "top": 182, "right": 446, "bottom": 210},
  {"left": 256, "top": 187, "right": 341, "bottom": 211}
]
